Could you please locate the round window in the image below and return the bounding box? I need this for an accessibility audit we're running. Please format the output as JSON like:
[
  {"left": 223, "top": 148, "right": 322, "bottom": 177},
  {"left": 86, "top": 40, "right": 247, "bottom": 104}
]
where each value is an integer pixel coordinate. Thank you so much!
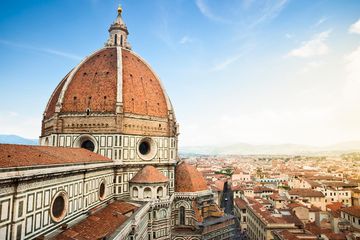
[
  {"left": 137, "top": 138, "right": 157, "bottom": 161},
  {"left": 99, "top": 181, "right": 106, "bottom": 200},
  {"left": 50, "top": 191, "right": 68, "bottom": 222},
  {"left": 139, "top": 141, "right": 150, "bottom": 155},
  {"left": 81, "top": 140, "right": 95, "bottom": 151}
]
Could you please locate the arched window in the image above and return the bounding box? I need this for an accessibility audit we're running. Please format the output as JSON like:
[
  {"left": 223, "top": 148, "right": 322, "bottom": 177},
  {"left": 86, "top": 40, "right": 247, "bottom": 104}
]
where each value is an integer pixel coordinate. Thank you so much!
[
  {"left": 133, "top": 187, "right": 138, "bottom": 198},
  {"left": 81, "top": 140, "right": 95, "bottom": 152},
  {"left": 159, "top": 209, "right": 167, "bottom": 219},
  {"left": 157, "top": 187, "right": 163, "bottom": 199},
  {"left": 114, "top": 34, "right": 118, "bottom": 45},
  {"left": 144, "top": 187, "right": 152, "bottom": 199},
  {"left": 179, "top": 206, "right": 185, "bottom": 225},
  {"left": 120, "top": 35, "right": 123, "bottom": 46}
]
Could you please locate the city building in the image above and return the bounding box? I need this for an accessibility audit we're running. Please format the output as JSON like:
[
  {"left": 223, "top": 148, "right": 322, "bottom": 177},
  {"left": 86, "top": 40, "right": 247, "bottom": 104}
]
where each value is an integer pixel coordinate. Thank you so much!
[{"left": 287, "top": 189, "right": 326, "bottom": 211}]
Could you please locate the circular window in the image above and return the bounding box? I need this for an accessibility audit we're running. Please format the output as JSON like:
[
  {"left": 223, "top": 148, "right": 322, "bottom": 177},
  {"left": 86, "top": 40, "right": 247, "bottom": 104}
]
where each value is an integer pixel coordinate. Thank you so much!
[
  {"left": 137, "top": 138, "right": 157, "bottom": 161},
  {"left": 81, "top": 140, "right": 95, "bottom": 151},
  {"left": 50, "top": 191, "right": 68, "bottom": 222},
  {"left": 74, "top": 135, "right": 98, "bottom": 153},
  {"left": 99, "top": 181, "right": 106, "bottom": 200},
  {"left": 139, "top": 141, "right": 150, "bottom": 155}
]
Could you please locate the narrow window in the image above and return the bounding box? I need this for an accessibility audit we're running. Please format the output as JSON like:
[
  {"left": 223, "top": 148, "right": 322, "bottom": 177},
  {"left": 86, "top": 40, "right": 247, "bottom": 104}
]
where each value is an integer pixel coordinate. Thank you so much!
[
  {"left": 114, "top": 34, "right": 118, "bottom": 45},
  {"left": 180, "top": 206, "right": 185, "bottom": 225}
]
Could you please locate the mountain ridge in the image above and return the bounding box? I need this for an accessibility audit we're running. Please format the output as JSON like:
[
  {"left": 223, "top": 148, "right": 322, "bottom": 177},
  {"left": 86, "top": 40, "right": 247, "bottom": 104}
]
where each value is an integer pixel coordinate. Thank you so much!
[
  {"left": 180, "top": 141, "right": 360, "bottom": 155},
  {"left": 0, "top": 135, "right": 38, "bottom": 145}
]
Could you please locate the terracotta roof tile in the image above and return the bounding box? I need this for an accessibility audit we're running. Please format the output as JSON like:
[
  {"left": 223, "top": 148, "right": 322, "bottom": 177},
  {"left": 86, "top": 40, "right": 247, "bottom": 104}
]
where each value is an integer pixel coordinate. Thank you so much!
[
  {"left": 273, "top": 230, "right": 317, "bottom": 240},
  {"left": 323, "top": 232, "right": 346, "bottom": 240},
  {"left": 54, "top": 201, "right": 138, "bottom": 240},
  {"left": 0, "top": 144, "right": 111, "bottom": 168},
  {"left": 122, "top": 49, "right": 168, "bottom": 117},
  {"left": 269, "top": 193, "right": 285, "bottom": 201},
  {"left": 305, "top": 222, "right": 332, "bottom": 236},
  {"left": 288, "top": 188, "right": 324, "bottom": 197},
  {"left": 175, "top": 162, "right": 208, "bottom": 192},
  {"left": 43, "top": 47, "right": 169, "bottom": 119},
  {"left": 62, "top": 48, "right": 118, "bottom": 113},
  {"left": 129, "top": 165, "right": 168, "bottom": 183},
  {"left": 326, "top": 202, "right": 344, "bottom": 213},
  {"left": 254, "top": 186, "right": 274, "bottom": 193},
  {"left": 341, "top": 206, "right": 360, "bottom": 218},
  {"left": 234, "top": 198, "right": 247, "bottom": 209}
]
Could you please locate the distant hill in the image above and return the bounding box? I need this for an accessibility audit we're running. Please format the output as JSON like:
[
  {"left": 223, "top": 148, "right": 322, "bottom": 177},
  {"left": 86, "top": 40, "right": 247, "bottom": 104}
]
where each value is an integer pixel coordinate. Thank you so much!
[
  {"left": 0, "top": 135, "right": 38, "bottom": 145},
  {"left": 180, "top": 141, "right": 360, "bottom": 156}
]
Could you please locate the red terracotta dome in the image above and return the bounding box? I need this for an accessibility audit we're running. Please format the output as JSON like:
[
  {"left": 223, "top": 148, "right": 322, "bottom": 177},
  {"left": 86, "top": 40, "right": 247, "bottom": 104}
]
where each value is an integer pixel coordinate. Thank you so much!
[
  {"left": 175, "top": 161, "right": 209, "bottom": 192},
  {"left": 44, "top": 47, "right": 170, "bottom": 120},
  {"left": 130, "top": 165, "right": 168, "bottom": 183}
]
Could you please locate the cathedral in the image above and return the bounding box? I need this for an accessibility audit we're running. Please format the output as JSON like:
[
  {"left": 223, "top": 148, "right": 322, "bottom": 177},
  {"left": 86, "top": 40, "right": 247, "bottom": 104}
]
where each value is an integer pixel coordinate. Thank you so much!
[{"left": 0, "top": 6, "right": 236, "bottom": 240}]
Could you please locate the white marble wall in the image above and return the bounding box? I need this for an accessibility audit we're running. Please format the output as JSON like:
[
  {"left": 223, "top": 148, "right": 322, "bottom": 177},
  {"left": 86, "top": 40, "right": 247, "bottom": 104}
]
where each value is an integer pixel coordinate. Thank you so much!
[
  {"left": 40, "top": 133, "right": 177, "bottom": 164},
  {"left": 0, "top": 169, "right": 114, "bottom": 240}
]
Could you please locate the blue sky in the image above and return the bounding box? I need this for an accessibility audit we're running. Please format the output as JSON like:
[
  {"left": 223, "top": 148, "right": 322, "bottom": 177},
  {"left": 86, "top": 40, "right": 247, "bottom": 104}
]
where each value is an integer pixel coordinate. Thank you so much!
[{"left": 1, "top": 0, "right": 360, "bottom": 147}]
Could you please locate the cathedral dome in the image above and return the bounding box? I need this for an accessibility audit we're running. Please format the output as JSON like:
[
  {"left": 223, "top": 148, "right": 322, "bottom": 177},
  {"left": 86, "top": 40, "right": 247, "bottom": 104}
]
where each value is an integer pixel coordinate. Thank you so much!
[
  {"left": 41, "top": 7, "right": 178, "bottom": 141},
  {"left": 175, "top": 162, "right": 208, "bottom": 192},
  {"left": 44, "top": 47, "right": 171, "bottom": 119}
]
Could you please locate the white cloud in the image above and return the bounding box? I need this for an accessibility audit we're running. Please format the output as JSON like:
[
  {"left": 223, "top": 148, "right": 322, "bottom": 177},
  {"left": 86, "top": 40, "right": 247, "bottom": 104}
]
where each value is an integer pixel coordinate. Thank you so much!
[
  {"left": 0, "top": 39, "right": 82, "bottom": 61},
  {"left": 242, "top": 0, "right": 255, "bottom": 10},
  {"left": 0, "top": 112, "right": 40, "bottom": 139},
  {"left": 179, "top": 36, "right": 194, "bottom": 45},
  {"left": 300, "top": 60, "right": 324, "bottom": 73},
  {"left": 313, "top": 17, "right": 327, "bottom": 27},
  {"left": 343, "top": 45, "right": 360, "bottom": 101},
  {"left": 285, "top": 33, "right": 293, "bottom": 39},
  {"left": 211, "top": 44, "right": 254, "bottom": 71},
  {"left": 212, "top": 54, "right": 242, "bottom": 71},
  {"left": 195, "top": 0, "right": 228, "bottom": 23},
  {"left": 288, "top": 30, "right": 332, "bottom": 58},
  {"left": 249, "top": 0, "right": 288, "bottom": 28},
  {"left": 349, "top": 18, "right": 360, "bottom": 34},
  {"left": 195, "top": 0, "right": 288, "bottom": 29},
  {"left": 180, "top": 106, "right": 339, "bottom": 147}
]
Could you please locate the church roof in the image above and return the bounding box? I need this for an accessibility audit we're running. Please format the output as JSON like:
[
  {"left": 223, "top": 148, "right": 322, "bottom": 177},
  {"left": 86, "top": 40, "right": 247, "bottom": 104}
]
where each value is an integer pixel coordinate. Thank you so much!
[
  {"left": 175, "top": 162, "right": 208, "bottom": 192},
  {"left": 129, "top": 165, "right": 168, "bottom": 183},
  {"left": 44, "top": 47, "right": 170, "bottom": 120},
  {"left": 54, "top": 201, "right": 138, "bottom": 240},
  {"left": 0, "top": 144, "right": 111, "bottom": 168}
]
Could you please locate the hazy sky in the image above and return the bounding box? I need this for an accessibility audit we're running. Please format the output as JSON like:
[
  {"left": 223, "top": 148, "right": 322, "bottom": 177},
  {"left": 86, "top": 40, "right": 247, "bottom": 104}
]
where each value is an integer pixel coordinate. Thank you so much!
[{"left": 1, "top": 0, "right": 360, "bottom": 147}]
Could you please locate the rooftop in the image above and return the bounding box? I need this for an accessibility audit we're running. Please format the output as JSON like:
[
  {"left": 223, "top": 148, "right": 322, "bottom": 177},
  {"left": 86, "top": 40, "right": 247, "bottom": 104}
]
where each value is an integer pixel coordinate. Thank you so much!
[
  {"left": 129, "top": 165, "right": 168, "bottom": 183},
  {"left": 341, "top": 206, "right": 360, "bottom": 218},
  {"left": 0, "top": 144, "right": 111, "bottom": 168},
  {"left": 288, "top": 188, "right": 324, "bottom": 197},
  {"left": 54, "top": 201, "right": 138, "bottom": 240},
  {"left": 175, "top": 161, "right": 208, "bottom": 192}
]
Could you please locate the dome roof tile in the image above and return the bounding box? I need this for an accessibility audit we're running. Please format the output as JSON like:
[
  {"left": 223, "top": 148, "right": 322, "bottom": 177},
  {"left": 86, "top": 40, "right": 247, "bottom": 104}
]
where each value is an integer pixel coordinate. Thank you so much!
[
  {"left": 130, "top": 165, "right": 168, "bottom": 183},
  {"left": 43, "top": 47, "right": 170, "bottom": 119},
  {"left": 175, "top": 162, "right": 208, "bottom": 192}
]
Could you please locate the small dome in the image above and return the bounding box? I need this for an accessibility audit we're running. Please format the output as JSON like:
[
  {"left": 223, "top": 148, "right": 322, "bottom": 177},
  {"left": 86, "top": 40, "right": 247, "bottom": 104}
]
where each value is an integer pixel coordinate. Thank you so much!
[
  {"left": 175, "top": 162, "right": 208, "bottom": 192},
  {"left": 130, "top": 165, "right": 168, "bottom": 183}
]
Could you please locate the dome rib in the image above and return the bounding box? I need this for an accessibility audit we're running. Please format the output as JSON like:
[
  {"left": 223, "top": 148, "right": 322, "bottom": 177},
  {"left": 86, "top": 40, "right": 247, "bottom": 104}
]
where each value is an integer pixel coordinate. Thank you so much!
[
  {"left": 43, "top": 73, "right": 70, "bottom": 120},
  {"left": 123, "top": 49, "right": 174, "bottom": 118},
  {"left": 61, "top": 47, "right": 118, "bottom": 113}
]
